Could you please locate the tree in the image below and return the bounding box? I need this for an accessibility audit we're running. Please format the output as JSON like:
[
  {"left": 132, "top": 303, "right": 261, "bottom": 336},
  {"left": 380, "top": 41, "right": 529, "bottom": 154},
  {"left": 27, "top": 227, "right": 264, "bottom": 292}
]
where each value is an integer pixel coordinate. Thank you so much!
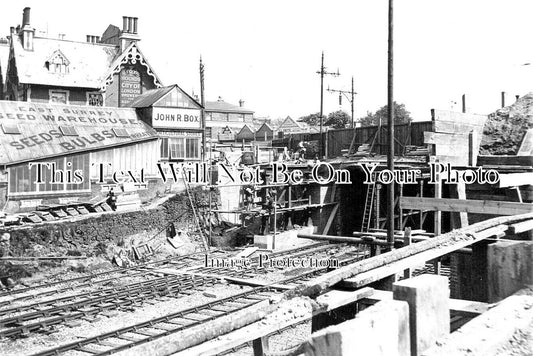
[
  {"left": 359, "top": 102, "right": 412, "bottom": 126},
  {"left": 297, "top": 112, "right": 321, "bottom": 126},
  {"left": 325, "top": 110, "right": 351, "bottom": 129}
]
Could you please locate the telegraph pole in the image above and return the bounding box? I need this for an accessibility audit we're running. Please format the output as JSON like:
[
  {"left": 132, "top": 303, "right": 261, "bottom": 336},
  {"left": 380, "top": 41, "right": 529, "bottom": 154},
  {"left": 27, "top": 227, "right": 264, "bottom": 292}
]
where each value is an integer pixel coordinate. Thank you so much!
[
  {"left": 386, "top": 0, "right": 395, "bottom": 249},
  {"left": 317, "top": 51, "right": 340, "bottom": 157},
  {"left": 200, "top": 57, "right": 206, "bottom": 161},
  {"left": 327, "top": 76, "right": 357, "bottom": 128}
]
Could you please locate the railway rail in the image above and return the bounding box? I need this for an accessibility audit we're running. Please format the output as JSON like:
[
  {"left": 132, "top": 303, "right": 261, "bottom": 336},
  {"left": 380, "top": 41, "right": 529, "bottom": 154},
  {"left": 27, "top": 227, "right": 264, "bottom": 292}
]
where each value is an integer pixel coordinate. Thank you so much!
[
  {"left": 29, "top": 249, "right": 369, "bottom": 355},
  {"left": 0, "top": 251, "right": 224, "bottom": 304}
]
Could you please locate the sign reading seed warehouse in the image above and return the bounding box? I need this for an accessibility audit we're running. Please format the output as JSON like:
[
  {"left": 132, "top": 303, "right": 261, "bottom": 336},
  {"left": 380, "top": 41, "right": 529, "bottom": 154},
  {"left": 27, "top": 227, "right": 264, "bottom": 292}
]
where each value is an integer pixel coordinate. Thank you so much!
[
  {"left": 152, "top": 107, "right": 201, "bottom": 130},
  {"left": 0, "top": 101, "right": 158, "bottom": 165}
]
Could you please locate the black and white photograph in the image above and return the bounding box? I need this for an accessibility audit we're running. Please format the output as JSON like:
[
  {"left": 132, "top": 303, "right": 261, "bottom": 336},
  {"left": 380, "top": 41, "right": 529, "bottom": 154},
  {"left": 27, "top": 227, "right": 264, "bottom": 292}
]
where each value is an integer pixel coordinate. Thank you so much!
[{"left": 0, "top": 1, "right": 532, "bottom": 355}]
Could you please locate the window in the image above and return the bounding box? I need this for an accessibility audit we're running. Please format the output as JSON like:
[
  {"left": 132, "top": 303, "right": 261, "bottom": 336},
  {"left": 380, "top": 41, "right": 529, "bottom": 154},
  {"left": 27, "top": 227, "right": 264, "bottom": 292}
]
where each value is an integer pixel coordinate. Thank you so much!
[
  {"left": 160, "top": 138, "right": 169, "bottom": 159},
  {"left": 112, "top": 128, "right": 130, "bottom": 138},
  {"left": 49, "top": 90, "right": 69, "bottom": 104},
  {"left": 160, "top": 137, "right": 200, "bottom": 160},
  {"left": 8, "top": 154, "right": 90, "bottom": 196},
  {"left": 2, "top": 124, "right": 21, "bottom": 134},
  {"left": 45, "top": 50, "right": 70, "bottom": 74},
  {"left": 59, "top": 126, "right": 78, "bottom": 136},
  {"left": 87, "top": 92, "right": 104, "bottom": 106}
]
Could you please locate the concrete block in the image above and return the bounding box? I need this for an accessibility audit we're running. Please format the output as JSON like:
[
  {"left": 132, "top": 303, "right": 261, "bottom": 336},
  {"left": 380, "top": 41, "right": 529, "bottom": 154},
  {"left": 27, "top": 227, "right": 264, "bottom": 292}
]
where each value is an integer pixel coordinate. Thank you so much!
[
  {"left": 487, "top": 240, "right": 533, "bottom": 302},
  {"left": 305, "top": 300, "right": 410, "bottom": 356},
  {"left": 254, "top": 225, "right": 314, "bottom": 250},
  {"left": 393, "top": 274, "right": 450, "bottom": 356}
]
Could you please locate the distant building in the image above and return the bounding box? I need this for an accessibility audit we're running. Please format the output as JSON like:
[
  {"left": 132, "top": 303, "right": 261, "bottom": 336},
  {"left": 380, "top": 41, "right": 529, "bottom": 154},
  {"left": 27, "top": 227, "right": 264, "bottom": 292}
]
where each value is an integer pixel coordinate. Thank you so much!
[
  {"left": 276, "top": 116, "right": 319, "bottom": 135},
  {"left": 2, "top": 7, "right": 162, "bottom": 107},
  {"left": 205, "top": 97, "right": 254, "bottom": 141}
]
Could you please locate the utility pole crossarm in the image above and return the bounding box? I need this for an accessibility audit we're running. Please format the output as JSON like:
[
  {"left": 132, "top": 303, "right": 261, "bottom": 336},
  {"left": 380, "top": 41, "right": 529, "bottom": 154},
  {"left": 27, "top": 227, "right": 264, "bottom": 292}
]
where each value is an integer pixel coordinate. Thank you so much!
[
  {"left": 317, "top": 51, "right": 341, "bottom": 158},
  {"left": 327, "top": 76, "right": 357, "bottom": 128}
]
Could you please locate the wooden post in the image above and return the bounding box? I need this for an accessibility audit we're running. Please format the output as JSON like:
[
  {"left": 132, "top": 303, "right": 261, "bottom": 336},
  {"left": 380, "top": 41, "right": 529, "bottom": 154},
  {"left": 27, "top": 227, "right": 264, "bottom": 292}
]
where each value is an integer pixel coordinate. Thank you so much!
[
  {"left": 433, "top": 174, "right": 442, "bottom": 236},
  {"left": 471, "top": 240, "right": 489, "bottom": 302},
  {"left": 393, "top": 275, "right": 450, "bottom": 356},
  {"left": 419, "top": 179, "right": 424, "bottom": 229},
  {"left": 468, "top": 130, "right": 478, "bottom": 166},
  {"left": 487, "top": 240, "right": 533, "bottom": 302},
  {"left": 252, "top": 336, "right": 269, "bottom": 356},
  {"left": 403, "top": 227, "right": 412, "bottom": 279},
  {"left": 305, "top": 300, "right": 410, "bottom": 356}
]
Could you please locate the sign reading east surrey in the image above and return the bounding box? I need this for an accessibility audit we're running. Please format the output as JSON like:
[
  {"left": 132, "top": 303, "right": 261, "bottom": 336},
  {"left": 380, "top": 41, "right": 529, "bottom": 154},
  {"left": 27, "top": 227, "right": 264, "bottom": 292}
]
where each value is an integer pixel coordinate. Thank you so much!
[{"left": 152, "top": 107, "right": 201, "bottom": 129}]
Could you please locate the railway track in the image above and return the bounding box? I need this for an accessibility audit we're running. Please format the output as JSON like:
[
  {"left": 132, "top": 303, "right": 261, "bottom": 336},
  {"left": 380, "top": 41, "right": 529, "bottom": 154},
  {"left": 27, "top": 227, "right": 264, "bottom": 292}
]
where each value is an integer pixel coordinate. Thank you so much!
[
  {"left": 0, "top": 251, "right": 225, "bottom": 306},
  {"left": 29, "top": 249, "right": 369, "bottom": 355},
  {"left": 0, "top": 243, "right": 335, "bottom": 338},
  {"left": 0, "top": 274, "right": 217, "bottom": 338}
]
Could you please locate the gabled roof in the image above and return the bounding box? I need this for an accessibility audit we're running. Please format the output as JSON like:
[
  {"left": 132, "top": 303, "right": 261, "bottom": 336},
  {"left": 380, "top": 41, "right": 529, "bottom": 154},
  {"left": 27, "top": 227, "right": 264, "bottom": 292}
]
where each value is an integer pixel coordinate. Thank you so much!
[
  {"left": 11, "top": 35, "right": 119, "bottom": 88},
  {"left": 0, "top": 100, "right": 158, "bottom": 166},
  {"left": 236, "top": 124, "right": 255, "bottom": 135},
  {"left": 130, "top": 84, "right": 202, "bottom": 109},
  {"left": 256, "top": 122, "right": 274, "bottom": 132},
  {"left": 277, "top": 116, "right": 303, "bottom": 130},
  {"left": 102, "top": 42, "right": 163, "bottom": 90},
  {"left": 129, "top": 86, "right": 173, "bottom": 108},
  {"left": 205, "top": 99, "right": 254, "bottom": 114}
]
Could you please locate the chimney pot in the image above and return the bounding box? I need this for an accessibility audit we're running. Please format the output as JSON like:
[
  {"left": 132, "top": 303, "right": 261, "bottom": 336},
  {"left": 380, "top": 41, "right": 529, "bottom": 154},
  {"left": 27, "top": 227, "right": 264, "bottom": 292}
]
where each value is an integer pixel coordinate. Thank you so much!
[
  {"left": 132, "top": 18, "right": 138, "bottom": 34},
  {"left": 128, "top": 17, "right": 134, "bottom": 34},
  {"left": 86, "top": 35, "right": 91, "bottom": 42},
  {"left": 239, "top": 99, "right": 244, "bottom": 107},
  {"left": 122, "top": 16, "right": 128, "bottom": 33},
  {"left": 22, "top": 7, "right": 31, "bottom": 27}
]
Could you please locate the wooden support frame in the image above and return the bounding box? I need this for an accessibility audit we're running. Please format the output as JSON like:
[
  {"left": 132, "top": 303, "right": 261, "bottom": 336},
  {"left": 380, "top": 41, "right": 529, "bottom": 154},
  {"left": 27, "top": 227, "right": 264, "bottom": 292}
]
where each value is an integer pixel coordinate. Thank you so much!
[{"left": 400, "top": 197, "right": 533, "bottom": 216}]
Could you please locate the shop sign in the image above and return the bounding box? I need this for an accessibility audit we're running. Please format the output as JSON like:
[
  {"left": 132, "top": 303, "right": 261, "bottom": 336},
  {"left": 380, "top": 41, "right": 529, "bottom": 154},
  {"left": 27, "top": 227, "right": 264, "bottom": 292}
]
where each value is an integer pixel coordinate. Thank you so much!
[
  {"left": 120, "top": 68, "right": 142, "bottom": 106},
  {"left": 152, "top": 107, "right": 201, "bottom": 129}
]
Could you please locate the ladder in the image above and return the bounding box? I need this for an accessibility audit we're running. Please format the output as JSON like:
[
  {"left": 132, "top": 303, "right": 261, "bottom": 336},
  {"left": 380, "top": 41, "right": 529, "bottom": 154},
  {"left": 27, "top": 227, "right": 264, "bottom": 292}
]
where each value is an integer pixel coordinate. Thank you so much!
[
  {"left": 361, "top": 182, "right": 376, "bottom": 232},
  {"left": 181, "top": 168, "right": 209, "bottom": 251}
]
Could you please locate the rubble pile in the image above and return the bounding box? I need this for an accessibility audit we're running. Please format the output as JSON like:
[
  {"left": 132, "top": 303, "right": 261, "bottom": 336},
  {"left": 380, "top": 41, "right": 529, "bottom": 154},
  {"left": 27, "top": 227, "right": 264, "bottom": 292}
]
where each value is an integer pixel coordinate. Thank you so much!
[{"left": 480, "top": 92, "right": 533, "bottom": 155}]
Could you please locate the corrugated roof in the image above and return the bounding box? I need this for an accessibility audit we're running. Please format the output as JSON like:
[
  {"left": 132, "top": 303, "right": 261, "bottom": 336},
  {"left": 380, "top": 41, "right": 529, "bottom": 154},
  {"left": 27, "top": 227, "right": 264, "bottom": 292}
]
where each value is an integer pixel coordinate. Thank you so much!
[
  {"left": 12, "top": 35, "right": 119, "bottom": 88},
  {"left": 130, "top": 84, "right": 202, "bottom": 108},
  {"left": 0, "top": 100, "right": 158, "bottom": 165},
  {"left": 205, "top": 100, "right": 254, "bottom": 114},
  {"left": 130, "top": 86, "right": 174, "bottom": 108},
  {"left": 0, "top": 42, "right": 9, "bottom": 86}
]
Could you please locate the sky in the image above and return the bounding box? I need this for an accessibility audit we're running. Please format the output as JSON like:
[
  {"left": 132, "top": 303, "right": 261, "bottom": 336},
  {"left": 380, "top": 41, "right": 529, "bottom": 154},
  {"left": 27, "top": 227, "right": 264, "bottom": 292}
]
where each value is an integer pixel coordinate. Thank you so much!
[{"left": 2, "top": 0, "right": 533, "bottom": 122}]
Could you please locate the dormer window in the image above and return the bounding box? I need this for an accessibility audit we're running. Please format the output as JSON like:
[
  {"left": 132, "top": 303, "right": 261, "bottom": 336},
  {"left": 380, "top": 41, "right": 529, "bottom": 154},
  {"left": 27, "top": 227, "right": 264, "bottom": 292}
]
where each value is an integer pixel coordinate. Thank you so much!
[{"left": 45, "top": 50, "right": 70, "bottom": 74}]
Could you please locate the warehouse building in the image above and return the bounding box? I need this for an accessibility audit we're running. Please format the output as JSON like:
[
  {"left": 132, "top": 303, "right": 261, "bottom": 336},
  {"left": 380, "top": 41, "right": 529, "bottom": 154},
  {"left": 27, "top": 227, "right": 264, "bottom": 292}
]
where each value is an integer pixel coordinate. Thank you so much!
[{"left": 0, "top": 100, "right": 160, "bottom": 213}]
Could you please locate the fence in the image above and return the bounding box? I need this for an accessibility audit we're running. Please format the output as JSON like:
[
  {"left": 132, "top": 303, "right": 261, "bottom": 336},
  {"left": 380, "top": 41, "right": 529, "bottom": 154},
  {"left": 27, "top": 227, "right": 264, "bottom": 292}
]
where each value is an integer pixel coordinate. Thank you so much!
[{"left": 273, "top": 121, "right": 434, "bottom": 158}]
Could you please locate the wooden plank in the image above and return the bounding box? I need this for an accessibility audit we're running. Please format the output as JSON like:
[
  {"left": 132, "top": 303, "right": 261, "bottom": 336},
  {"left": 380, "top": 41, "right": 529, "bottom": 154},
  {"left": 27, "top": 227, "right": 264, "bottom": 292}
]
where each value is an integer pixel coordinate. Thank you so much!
[
  {"left": 477, "top": 155, "right": 533, "bottom": 167},
  {"left": 400, "top": 197, "right": 533, "bottom": 216},
  {"left": 508, "top": 219, "right": 533, "bottom": 234},
  {"left": 424, "top": 131, "right": 469, "bottom": 145},
  {"left": 361, "top": 289, "right": 489, "bottom": 316},
  {"left": 174, "top": 288, "right": 374, "bottom": 356},
  {"left": 517, "top": 129, "right": 533, "bottom": 155},
  {"left": 456, "top": 182, "right": 468, "bottom": 228},
  {"left": 288, "top": 213, "right": 533, "bottom": 299},
  {"left": 321, "top": 203, "right": 339, "bottom": 235},
  {"left": 498, "top": 172, "right": 533, "bottom": 188}
]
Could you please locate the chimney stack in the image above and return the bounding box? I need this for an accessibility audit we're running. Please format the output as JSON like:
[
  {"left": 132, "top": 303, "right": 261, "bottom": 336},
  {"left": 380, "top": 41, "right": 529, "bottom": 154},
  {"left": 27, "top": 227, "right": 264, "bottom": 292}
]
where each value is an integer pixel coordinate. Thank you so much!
[
  {"left": 20, "top": 7, "right": 34, "bottom": 51},
  {"left": 86, "top": 35, "right": 100, "bottom": 44},
  {"left": 22, "top": 7, "right": 30, "bottom": 27},
  {"left": 119, "top": 16, "right": 140, "bottom": 51}
]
